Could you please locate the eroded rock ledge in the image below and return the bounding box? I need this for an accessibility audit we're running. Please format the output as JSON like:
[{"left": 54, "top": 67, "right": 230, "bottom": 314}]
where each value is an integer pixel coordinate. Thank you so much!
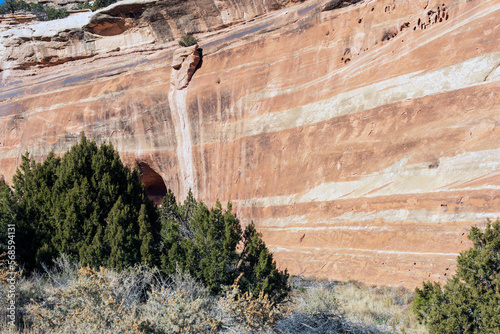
[{"left": 0, "top": 0, "right": 295, "bottom": 71}]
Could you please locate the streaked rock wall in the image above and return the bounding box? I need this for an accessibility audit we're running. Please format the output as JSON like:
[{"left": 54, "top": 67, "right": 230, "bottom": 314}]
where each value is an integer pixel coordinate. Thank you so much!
[{"left": 1, "top": 0, "right": 499, "bottom": 287}]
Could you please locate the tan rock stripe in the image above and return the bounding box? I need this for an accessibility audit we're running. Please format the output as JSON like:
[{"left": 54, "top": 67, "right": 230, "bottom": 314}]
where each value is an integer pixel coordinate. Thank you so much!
[
  {"left": 223, "top": 147, "right": 500, "bottom": 210},
  {"left": 194, "top": 80, "right": 500, "bottom": 202},
  {"left": 194, "top": 0, "right": 500, "bottom": 123},
  {"left": 274, "top": 250, "right": 458, "bottom": 287},
  {"left": 198, "top": 52, "right": 500, "bottom": 145}
]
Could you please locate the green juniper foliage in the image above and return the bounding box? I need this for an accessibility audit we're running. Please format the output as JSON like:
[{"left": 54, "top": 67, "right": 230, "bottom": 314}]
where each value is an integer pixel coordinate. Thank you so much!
[
  {"left": 159, "top": 190, "right": 290, "bottom": 301},
  {"left": 413, "top": 220, "right": 500, "bottom": 333},
  {"left": 77, "top": 1, "right": 92, "bottom": 10},
  {"left": 0, "top": 134, "right": 289, "bottom": 302},
  {"left": 2, "top": 134, "right": 160, "bottom": 272},
  {"left": 0, "top": 1, "right": 69, "bottom": 20},
  {"left": 0, "top": 0, "right": 29, "bottom": 14},
  {"left": 46, "top": 7, "right": 69, "bottom": 20},
  {"left": 91, "top": 0, "right": 118, "bottom": 11},
  {"left": 0, "top": 134, "right": 290, "bottom": 301}
]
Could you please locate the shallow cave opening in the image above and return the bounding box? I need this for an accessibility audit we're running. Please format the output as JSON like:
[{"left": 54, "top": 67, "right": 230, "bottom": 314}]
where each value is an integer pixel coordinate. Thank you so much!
[{"left": 137, "top": 162, "right": 167, "bottom": 205}]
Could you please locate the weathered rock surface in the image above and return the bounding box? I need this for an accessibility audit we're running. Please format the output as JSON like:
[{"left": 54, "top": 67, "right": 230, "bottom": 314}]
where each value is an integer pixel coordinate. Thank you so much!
[
  {"left": 1, "top": 0, "right": 500, "bottom": 287},
  {"left": 171, "top": 44, "right": 200, "bottom": 89}
]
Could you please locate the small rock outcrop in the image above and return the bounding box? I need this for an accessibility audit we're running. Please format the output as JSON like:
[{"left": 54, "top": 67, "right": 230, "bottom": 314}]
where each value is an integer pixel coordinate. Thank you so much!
[
  {"left": 171, "top": 44, "right": 200, "bottom": 90},
  {"left": 0, "top": 0, "right": 287, "bottom": 71}
]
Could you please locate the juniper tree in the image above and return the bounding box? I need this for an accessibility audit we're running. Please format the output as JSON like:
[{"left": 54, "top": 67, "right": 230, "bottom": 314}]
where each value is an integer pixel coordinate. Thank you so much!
[
  {"left": 2, "top": 134, "right": 160, "bottom": 272},
  {"left": 159, "top": 191, "right": 290, "bottom": 301},
  {"left": 239, "top": 222, "right": 290, "bottom": 300},
  {"left": 413, "top": 220, "right": 500, "bottom": 333}
]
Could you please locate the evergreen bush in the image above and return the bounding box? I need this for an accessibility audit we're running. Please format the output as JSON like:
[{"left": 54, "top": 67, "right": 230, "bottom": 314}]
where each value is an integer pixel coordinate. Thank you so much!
[
  {"left": 0, "top": 134, "right": 289, "bottom": 303},
  {"left": 0, "top": 0, "right": 29, "bottom": 15},
  {"left": 0, "top": 1, "right": 69, "bottom": 20},
  {"left": 412, "top": 220, "right": 500, "bottom": 333},
  {"left": 91, "top": 0, "right": 118, "bottom": 11},
  {"left": 77, "top": 1, "right": 91, "bottom": 10},
  {"left": 0, "top": 134, "right": 160, "bottom": 272},
  {"left": 159, "top": 190, "right": 290, "bottom": 301},
  {"left": 46, "top": 7, "right": 69, "bottom": 20}
]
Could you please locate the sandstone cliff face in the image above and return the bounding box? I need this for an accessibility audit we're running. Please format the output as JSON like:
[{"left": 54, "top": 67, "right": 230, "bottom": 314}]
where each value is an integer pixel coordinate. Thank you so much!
[
  {"left": 0, "top": 0, "right": 282, "bottom": 70},
  {"left": 1, "top": 0, "right": 499, "bottom": 287}
]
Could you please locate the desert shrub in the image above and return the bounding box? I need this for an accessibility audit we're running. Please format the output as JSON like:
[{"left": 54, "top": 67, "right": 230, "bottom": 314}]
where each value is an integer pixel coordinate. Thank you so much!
[
  {"left": 46, "top": 7, "right": 68, "bottom": 20},
  {"left": 297, "top": 285, "right": 341, "bottom": 316},
  {"left": 337, "top": 282, "right": 422, "bottom": 332},
  {"left": 178, "top": 34, "right": 198, "bottom": 47},
  {"left": 218, "top": 273, "right": 288, "bottom": 332},
  {"left": 0, "top": 0, "right": 30, "bottom": 14},
  {"left": 275, "top": 284, "right": 380, "bottom": 334},
  {"left": 23, "top": 264, "right": 286, "bottom": 333},
  {"left": 145, "top": 287, "right": 218, "bottom": 333},
  {"left": 39, "top": 254, "right": 79, "bottom": 290},
  {"left": 158, "top": 190, "right": 289, "bottom": 301},
  {"left": 143, "top": 269, "right": 220, "bottom": 333},
  {"left": 10, "top": 261, "right": 431, "bottom": 334},
  {"left": 2, "top": 133, "right": 160, "bottom": 272},
  {"left": 413, "top": 220, "right": 500, "bottom": 333},
  {"left": 91, "top": 0, "right": 118, "bottom": 11},
  {"left": 284, "top": 278, "right": 426, "bottom": 334},
  {"left": 27, "top": 265, "right": 218, "bottom": 334},
  {"left": 26, "top": 265, "right": 156, "bottom": 333},
  {"left": 77, "top": 1, "right": 91, "bottom": 10}
]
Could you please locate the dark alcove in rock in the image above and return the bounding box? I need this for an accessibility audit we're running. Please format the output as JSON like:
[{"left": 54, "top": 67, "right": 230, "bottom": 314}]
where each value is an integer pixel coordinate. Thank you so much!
[{"left": 137, "top": 161, "right": 167, "bottom": 205}]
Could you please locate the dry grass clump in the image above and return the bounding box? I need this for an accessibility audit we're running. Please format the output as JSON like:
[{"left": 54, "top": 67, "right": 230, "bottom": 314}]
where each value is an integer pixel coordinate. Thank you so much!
[
  {"left": 178, "top": 34, "right": 198, "bottom": 47},
  {"left": 296, "top": 285, "right": 341, "bottom": 315},
  {"left": 328, "top": 280, "right": 427, "bottom": 333},
  {"left": 276, "top": 283, "right": 381, "bottom": 334}
]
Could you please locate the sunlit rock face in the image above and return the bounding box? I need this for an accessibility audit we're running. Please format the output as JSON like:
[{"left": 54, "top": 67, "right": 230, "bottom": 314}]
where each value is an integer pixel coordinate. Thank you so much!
[{"left": 1, "top": 0, "right": 500, "bottom": 287}]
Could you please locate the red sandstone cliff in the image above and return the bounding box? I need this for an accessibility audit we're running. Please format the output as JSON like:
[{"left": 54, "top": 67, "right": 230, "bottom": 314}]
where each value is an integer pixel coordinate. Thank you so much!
[{"left": 1, "top": 0, "right": 499, "bottom": 287}]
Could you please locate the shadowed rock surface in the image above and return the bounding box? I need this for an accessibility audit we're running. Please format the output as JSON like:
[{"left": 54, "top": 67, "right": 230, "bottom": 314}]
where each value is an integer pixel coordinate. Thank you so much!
[{"left": 1, "top": 0, "right": 499, "bottom": 287}]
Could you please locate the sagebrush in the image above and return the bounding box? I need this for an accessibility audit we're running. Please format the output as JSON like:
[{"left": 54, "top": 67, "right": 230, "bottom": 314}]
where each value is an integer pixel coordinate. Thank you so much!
[{"left": 178, "top": 34, "right": 198, "bottom": 47}]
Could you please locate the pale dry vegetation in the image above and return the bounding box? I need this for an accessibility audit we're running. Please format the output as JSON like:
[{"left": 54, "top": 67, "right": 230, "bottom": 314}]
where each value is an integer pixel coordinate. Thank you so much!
[
  {"left": 334, "top": 281, "right": 427, "bottom": 333},
  {"left": 1, "top": 257, "right": 427, "bottom": 334},
  {"left": 286, "top": 277, "right": 428, "bottom": 334}
]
